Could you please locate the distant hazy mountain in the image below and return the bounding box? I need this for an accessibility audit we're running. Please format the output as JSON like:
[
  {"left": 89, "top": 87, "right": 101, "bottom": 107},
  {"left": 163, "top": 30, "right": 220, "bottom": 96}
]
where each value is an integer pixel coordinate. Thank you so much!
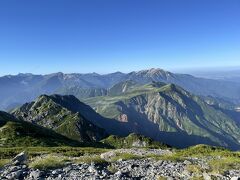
[
  {"left": 12, "top": 95, "right": 108, "bottom": 142},
  {"left": 0, "top": 72, "right": 125, "bottom": 110},
  {"left": 1, "top": 68, "right": 240, "bottom": 110},
  {"left": 125, "top": 69, "right": 240, "bottom": 104},
  {"left": 56, "top": 86, "right": 108, "bottom": 100},
  {"left": 187, "top": 69, "right": 240, "bottom": 83},
  {"left": 0, "top": 111, "right": 80, "bottom": 147},
  {"left": 84, "top": 81, "right": 240, "bottom": 150}
]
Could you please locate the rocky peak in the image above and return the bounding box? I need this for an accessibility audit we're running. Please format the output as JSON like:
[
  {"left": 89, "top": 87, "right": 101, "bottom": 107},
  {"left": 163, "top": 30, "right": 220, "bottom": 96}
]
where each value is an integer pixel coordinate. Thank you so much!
[
  {"left": 127, "top": 68, "right": 175, "bottom": 83},
  {"left": 137, "top": 68, "right": 171, "bottom": 76},
  {"left": 11, "top": 94, "right": 108, "bottom": 142}
]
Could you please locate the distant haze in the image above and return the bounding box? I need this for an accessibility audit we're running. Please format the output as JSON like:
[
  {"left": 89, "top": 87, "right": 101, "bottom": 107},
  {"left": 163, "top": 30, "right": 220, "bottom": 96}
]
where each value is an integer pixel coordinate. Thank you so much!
[{"left": 177, "top": 66, "right": 240, "bottom": 80}]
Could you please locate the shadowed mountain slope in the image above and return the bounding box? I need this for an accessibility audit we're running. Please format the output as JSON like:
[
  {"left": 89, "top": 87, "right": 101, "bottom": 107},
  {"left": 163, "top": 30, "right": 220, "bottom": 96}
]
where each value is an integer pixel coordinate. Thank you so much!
[
  {"left": 84, "top": 82, "right": 240, "bottom": 150},
  {"left": 0, "top": 111, "right": 80, "bottom": 147},
  {"left": 12, "top": 95, "right": 108, "bottom": 142}
]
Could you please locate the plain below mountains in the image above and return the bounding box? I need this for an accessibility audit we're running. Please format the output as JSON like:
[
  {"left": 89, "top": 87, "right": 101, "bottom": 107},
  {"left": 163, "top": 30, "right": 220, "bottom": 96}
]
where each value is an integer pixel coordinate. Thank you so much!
[{"left": 1, "top": 68, "right": 240, "bottom": 110}]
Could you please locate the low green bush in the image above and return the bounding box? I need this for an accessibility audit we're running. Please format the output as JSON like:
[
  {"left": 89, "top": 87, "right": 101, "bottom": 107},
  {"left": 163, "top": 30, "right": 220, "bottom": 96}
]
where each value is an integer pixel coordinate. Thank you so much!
[
  {"left": 75, "top": 155, "right": 107, "bottom": 164},
  {"left": 29, "top": 155, "right": 69, "bottom": 170},
  {"left": 0, "top": 159, "right": 10, "bottom": 168}
]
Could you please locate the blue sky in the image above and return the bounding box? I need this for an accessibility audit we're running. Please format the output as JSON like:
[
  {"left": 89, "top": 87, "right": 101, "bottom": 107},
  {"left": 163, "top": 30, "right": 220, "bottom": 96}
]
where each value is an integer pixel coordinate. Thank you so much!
[{"left": 0, "top": 0, "right": 240, "bottom": 75}]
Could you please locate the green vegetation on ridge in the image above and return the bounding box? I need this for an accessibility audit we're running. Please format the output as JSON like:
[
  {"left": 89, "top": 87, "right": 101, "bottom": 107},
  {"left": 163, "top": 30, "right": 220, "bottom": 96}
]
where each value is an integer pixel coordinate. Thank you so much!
[
  {"left": 101, "top": 133, "right": 168, "bottom": 149},
  {"left": 12, "top": 95, "right": 108, "bottom": 143},
  {"left": 0, "top": 111, "right": 80, "bottom": 147},
  {"left": 84, "top": 82, "right": 240, "bottom": 150}
]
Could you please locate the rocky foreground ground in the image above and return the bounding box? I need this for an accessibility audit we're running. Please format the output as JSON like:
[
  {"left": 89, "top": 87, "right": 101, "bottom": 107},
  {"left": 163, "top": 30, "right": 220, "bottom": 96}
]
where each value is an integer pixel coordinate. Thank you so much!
[{"left": 0, "top": 149, "right": 240, "bottom": 180}]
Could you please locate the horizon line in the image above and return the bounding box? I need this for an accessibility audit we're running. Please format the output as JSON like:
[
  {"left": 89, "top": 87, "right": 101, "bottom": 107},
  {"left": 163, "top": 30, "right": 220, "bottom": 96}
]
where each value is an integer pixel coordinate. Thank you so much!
[{"left": 1, "top": 66, "right": 240, "bottom": 77}]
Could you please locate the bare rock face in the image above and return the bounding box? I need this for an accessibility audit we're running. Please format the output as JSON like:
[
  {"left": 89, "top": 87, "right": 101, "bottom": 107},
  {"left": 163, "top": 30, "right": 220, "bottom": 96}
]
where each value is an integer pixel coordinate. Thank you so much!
[
  {"left": 118, "top": 114, "right": 128, "bottom": 122},
  {"left": 12, "top": 152, "right": 28, "bottom": 165},
  {"left": 132, "top": 140, "right": 147, "bottom": 147}
]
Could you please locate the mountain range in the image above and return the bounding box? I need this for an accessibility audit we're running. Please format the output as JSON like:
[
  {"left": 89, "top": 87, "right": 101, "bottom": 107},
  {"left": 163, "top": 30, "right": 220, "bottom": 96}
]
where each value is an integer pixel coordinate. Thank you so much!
[
  {"left": 8, "top": 82, "right": 240, "bottom": 150},
  {"left": 1, "top": 68, "right": 240, "bottom": 110},
  {"left": 84, "top": 81, "right": 240, "bottom": 150},
  {"left": 1, "top": 68, "right": 240, "bottom": 150}
]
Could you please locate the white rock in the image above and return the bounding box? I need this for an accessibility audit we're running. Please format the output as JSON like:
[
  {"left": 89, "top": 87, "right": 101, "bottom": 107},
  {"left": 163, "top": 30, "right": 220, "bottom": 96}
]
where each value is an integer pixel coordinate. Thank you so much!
[
  {"left": 231, "top": 177, "right": 239, "bottom": 180},
  {"left": 203, "top": 172, "right": 211, "bottom": 180}
]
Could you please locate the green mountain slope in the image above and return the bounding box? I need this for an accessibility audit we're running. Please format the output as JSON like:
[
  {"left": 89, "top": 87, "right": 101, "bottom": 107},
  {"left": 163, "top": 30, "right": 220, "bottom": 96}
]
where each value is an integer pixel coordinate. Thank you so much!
[
  {"left": 108, "top": 80, "right": 142, "bottom": 96},
  {"left": 0, "top": 111, "right": 80, "bottom": 147},
  {"left": 84, "top": 82, "right": 240, "bottom": 150},
  {"left": 101, "top": 133, "right": 169, "bottom": 149},
  {"left": 56, "top": 86, "right": 107, "bottom": 100},
  {"left": 12, "top": 95, "right": 108, "bottom": 142}
]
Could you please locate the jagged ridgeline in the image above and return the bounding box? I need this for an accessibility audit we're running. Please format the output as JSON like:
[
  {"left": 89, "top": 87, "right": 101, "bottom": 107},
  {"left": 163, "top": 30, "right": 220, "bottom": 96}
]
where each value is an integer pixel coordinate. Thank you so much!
[
  {"left": 0, "top": 111, "right": 80, "bottom": 147},
  {"left": 1, "top": 68, "right": 240, "bottom": 111},
  {"left": 10, "top": 81, "right": 240, "bottom": 150},
  {"left": 11, "top": 95, "right": 108, "bottom": 143},
  {"left": 84, "top": 81, "right": 240, "bottom": 150}
]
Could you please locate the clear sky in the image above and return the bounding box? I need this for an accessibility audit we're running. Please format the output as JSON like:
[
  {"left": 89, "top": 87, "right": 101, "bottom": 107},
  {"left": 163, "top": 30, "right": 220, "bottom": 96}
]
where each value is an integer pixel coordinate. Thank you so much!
[{"left": 0, "top": 0, "right": 240, "bottom": 75}]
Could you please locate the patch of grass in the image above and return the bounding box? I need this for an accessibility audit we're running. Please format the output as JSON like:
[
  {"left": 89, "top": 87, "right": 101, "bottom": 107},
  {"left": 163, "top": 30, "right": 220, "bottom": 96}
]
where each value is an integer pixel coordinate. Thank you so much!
[
  {"left": 187, "top": 164, "right": 203, "bottom": 174},
  {"left": 110, "top": 153, "right": 142, "bottom": 162},
  {"left": 151, "top": 144, "right": 239, "bottom": 162},
  {"left": 0, "top": 159, "right": 10, "bottom": 168},
  {"left": 177, "top": 145, "right": 229, "bottom": 158},
  {"left": 208, "top": 157, "right": 240, "bottom": 174},
  {"left": 0, "top": 147, "right": 110, "bottom": 159},
  {"left": 29, "top": 155, "right": 69, "bottom": 170},
  {"left": 157, "top": 176, "right": 167, "bottom": 180},
  {"left": 191, "top": 176, "right": 204, "bottom": 180},
  {"left": 75, "top": 155, "right": 107, "bottom": 164},
  {"left": 101, "top": 133, "right": 168, "bottom": 149},
  {"left": 147, "top": 153, "right": 185, "bottom": 162},
  {"left": 107, "top": 164, "right": 118, "bottom": 173}
]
